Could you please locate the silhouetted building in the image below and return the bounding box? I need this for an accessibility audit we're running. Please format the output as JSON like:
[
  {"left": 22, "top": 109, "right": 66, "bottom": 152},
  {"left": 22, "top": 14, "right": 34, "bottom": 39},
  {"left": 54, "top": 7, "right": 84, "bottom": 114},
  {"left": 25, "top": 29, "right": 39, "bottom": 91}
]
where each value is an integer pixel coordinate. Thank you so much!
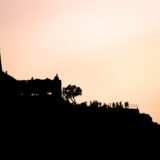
[{"left": 0, "top": 54, "right": 62, "bottom": 98}]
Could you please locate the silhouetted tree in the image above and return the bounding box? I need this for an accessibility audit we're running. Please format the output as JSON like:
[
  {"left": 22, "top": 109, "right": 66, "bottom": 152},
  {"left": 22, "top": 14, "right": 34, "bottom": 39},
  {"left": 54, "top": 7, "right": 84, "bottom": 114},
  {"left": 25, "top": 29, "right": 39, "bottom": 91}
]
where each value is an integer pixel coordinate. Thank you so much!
[{"left": 62, "top": 85, "right": 82, "bottom": 105}]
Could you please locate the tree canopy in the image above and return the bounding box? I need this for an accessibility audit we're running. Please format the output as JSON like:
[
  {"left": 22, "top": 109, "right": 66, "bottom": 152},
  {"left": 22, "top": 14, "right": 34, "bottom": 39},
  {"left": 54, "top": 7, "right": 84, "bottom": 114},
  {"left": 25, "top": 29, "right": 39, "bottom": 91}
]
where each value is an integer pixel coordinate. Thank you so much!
[{"left": 62, "top": 85, "right": 82, "bottom": 105}]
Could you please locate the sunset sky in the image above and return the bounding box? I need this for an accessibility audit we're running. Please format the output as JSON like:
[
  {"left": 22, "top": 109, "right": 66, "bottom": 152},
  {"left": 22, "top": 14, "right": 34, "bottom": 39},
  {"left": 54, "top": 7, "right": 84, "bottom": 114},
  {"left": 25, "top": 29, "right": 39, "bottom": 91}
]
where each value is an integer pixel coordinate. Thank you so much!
[{"left": 0, "top": 0, "right": 160, "bottom": 123}]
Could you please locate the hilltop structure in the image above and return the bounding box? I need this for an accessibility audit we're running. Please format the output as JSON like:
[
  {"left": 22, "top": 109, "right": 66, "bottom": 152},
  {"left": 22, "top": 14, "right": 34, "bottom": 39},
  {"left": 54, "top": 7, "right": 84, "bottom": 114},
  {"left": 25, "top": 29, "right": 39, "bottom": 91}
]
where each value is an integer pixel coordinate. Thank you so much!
[{"left": 0, "top": 53, "right": 62, "bottom": 98}]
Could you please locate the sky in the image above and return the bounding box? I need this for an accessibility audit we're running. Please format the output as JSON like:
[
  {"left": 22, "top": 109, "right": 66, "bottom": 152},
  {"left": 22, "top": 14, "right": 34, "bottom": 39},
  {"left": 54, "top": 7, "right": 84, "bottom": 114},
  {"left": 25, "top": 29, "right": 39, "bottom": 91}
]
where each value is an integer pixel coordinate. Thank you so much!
[{"left": 0, "top": 0, "right": 160, "bottom": 123}]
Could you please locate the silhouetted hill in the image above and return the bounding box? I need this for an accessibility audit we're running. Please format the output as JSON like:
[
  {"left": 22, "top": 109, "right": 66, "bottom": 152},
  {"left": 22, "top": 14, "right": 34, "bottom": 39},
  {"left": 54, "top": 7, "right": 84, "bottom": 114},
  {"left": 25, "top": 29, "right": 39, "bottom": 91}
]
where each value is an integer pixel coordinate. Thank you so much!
[
  {"left": 1, "top": 96, "right": 160, "bottom": 159},
  {"left": 1, "top": 54, "right": 159, "bottom": 158}
]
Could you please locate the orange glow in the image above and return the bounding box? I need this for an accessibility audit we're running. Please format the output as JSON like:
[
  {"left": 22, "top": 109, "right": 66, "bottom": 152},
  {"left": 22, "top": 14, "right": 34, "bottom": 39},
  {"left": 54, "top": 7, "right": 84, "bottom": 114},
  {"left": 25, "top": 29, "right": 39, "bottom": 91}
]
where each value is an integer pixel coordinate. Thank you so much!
[{"left": 0, "top": 0, "right": 160, "bottom": 123}]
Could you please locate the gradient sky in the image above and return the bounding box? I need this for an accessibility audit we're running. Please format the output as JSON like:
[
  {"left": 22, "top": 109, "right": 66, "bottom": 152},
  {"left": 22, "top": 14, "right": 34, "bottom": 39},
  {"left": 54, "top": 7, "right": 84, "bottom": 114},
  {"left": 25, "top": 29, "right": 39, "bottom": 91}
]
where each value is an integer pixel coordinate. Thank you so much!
[{"left": 0, "top": 0, "right": 160, "bottom": 123}]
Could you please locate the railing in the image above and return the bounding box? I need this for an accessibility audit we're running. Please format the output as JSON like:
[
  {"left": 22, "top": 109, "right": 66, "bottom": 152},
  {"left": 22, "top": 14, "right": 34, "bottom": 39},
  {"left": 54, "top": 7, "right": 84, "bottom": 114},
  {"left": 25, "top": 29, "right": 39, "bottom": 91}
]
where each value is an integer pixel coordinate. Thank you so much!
[{"left": 129, "top": 104, "right": 138, "bottom": 109}]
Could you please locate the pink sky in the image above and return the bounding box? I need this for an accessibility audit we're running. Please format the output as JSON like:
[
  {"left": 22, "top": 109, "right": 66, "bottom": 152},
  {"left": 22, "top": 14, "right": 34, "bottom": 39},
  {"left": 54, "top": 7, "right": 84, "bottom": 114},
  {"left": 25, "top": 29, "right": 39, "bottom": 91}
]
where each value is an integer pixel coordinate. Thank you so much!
[{"left": 0, "top": 0, "right": 160, "bottom": 123}]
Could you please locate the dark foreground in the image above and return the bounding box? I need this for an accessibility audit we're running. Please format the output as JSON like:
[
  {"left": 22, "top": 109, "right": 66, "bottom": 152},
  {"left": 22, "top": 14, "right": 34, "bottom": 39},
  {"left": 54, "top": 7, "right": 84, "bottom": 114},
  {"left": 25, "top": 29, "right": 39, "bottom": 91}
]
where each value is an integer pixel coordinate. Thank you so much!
[{"left": 1, "top": 96, "right": 160, "bottom": 159}]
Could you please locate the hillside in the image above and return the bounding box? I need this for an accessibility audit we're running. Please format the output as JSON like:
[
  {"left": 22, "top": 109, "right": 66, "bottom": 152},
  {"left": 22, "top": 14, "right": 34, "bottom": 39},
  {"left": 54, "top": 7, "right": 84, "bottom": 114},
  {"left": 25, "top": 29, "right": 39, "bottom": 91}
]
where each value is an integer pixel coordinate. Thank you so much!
[{"left": 1, "top": 96, "right": 160, "bottom": 159}]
